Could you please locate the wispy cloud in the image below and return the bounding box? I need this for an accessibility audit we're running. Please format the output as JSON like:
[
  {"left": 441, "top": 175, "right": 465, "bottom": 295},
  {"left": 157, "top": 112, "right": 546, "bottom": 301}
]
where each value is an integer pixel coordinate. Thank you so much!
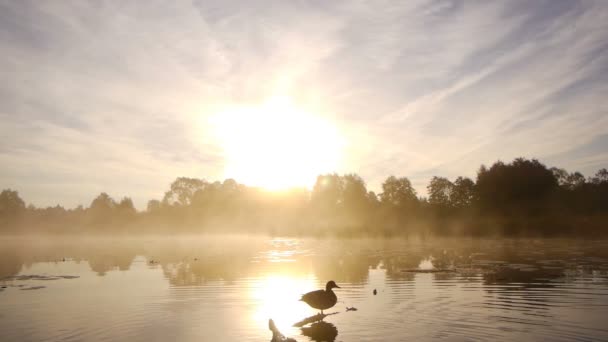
[{"left": 1, "top": 0, "right": 607, "bottom": 207}]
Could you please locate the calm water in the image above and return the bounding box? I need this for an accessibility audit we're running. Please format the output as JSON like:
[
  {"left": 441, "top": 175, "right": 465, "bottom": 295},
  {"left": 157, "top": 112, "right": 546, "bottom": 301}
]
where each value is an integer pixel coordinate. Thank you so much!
[{"left": 1, "top": 236, "right": 608, "bottom": 341}]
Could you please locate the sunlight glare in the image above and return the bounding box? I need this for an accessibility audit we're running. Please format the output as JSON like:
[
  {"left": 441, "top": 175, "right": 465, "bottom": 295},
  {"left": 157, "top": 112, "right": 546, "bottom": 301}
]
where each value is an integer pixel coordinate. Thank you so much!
[
  {"left": 210, "top": 96, "right": 344, "bottom": 190},
  {"left": 251, "top": 275, "right": 316, "bottom": 334}
]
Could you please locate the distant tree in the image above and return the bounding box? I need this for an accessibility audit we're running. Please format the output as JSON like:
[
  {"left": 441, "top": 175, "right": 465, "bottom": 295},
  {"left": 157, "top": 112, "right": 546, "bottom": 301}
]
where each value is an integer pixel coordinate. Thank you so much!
[
  {"left": 0, "top": 189, "right": 26, "bottom": 215},
  {"left": 565, "top": 172, "right": 586, "bottom": 190},
  {"left": 37, "top": 205, "right": 68, "bottom": 224},
  {"left": 191, "top": 181, "right": 221, "bottom": 210},
  {"left": 218, "top": 179, "right": 246, "bottom": 214},
  {"left": 451, "top": 177, "right": 475, "bottom": 208},
  {"left": 0, "top": 189, "right": 26, "bottom": 227},
  {"left": 163, "top": 177, "right": 207, "bottom": 206},
  {"left": 117, "top": 197, "right": 136, "bottom": 220},
  {"left": 311, "top": 174, "right": 344, "bottom": 209},
  {"left": 476, "top": 158, "right": 557, "bottom": 214},
  {"left": 589, "top": 168, "right": 608, "bottom": 184},
  {"left": 221, "top": 178, "right": 241, "bottom": 193},
  {"left": 88, "top": 193, "right": 116, "bottom": 225},
  {"left": 3, "top": 156, "right": 604, "bottom": 236},
  {"left": 186, "top": 178, "right": 249, "bottom": 224},
  {"left": 366, "top": 191, "right": 380, "bottom": 208},
  {"left": 342, "top": 174, "right": 368, "bottom": 212},
  {"left": 117, "top": 197, "right": 135, "bottom": 211},
  {"left": 90, "top": 193, "right": 116, "bottom": 212},
  {"left": 551, "top": 167, "right": 569, "bottom": 186},
  {"left": 427, "top": 177, "right": 453, "bottom": 208},
  {"left": 146, "top": 199, "right": 161, "bottom": 213},
  {"left": 380, "top": 176, "right": 417, "bottom": 207},
  {"left": 551, "top": 167, "right": 586, "bottom": 190},
  {"left": 579, "top": 168, "right": 608, "bottom": 215},
  {"left": 309, "top": 173, "right": 375, "bottom": 226}
]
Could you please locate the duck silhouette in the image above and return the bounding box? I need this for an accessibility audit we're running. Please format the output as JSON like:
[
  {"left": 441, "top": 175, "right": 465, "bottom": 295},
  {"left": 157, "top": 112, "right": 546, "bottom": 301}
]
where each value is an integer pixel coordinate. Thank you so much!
[{"left": 300, "top": 281, "right": 340, "bottom": 314}]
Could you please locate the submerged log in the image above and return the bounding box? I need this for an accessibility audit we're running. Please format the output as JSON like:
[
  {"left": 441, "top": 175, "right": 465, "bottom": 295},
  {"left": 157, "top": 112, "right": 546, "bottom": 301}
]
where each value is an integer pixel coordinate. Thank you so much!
[
  {"left": 269, "top": 319, "right": 297, "bottom": 342},
  {"left": 293, "top": 312, "right": 338, "bottom": 327}
]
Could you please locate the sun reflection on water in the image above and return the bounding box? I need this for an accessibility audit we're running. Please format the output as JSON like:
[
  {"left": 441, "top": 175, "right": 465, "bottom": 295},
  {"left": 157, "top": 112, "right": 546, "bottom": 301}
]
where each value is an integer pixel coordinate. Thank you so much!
[
  {"left": 418, "top": 257, "right": 435, "bottom": 270},
  {"left": 250, "top": 275, "right": 316, "bottom": 335},
  {"left": 254, "top": 237, "right": 310, "bottom": 263}
]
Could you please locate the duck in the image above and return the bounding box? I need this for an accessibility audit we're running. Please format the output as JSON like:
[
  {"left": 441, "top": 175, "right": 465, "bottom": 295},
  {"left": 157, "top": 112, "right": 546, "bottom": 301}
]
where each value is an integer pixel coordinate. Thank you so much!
[{"left": 300, "top": 280, "right": 340, "bottom": 314}]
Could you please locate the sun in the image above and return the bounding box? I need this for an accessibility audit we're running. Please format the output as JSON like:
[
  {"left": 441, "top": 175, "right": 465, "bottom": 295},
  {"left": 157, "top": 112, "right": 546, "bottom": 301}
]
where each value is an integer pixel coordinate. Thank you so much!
[{"left": 210, "top": 96, "right": 344, "bottom": 190}]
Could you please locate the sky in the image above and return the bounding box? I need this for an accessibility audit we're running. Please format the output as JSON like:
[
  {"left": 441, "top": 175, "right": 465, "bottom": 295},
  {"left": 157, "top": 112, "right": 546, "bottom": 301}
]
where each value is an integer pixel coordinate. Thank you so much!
[{"left": 1, "top": 0, "right": 608, "bottom": 209}]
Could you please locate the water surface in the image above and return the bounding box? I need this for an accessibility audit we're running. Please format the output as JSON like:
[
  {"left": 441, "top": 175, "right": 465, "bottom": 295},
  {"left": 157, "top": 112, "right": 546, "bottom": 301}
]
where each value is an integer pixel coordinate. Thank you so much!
[{"left": 1, "top": 236, "right": 608, "bottom": 341}]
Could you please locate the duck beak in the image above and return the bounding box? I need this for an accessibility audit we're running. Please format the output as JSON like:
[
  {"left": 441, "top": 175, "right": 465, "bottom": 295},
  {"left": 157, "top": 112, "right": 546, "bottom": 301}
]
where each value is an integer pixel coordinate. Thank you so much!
[{"left": 335, "top": 284, "right": 341, "bottom": 289}]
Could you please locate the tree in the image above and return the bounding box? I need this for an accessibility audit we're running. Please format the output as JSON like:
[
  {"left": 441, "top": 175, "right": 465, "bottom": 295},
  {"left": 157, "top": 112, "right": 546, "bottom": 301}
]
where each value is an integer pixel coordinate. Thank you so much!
[
  {"left": 147, "top": 199, "right": 161, "bottom": 213},
  {"left": 380, "top": 176, "right": 417, "bottom": 207},
  {"left": 451, "top": 177, "right": 475, "bottom": 208},
  {"left": 367, "top": 191, "right": 380, "bottom": 208},
  {"left": 117, "top": 197, "right": 136, "bottom": 220},
  {"left": 0, "top": 189, "right": 26, "bottom": 215},
  {"left": 90, "top": 193, "right": 116, "bottom": 212},
  {"left": 427, "top": 177, "right": 453, "bottom": 208},
  {"left": 551, "top": 167, "right": 569, "bottom": 187},
  {"left": 551, "top": 167, "right": 585, "bottom": 190},
  {"left": 590, "top": 168, "right": 608, "bottom": 184},
  {"left": 0, "top": 189, "right": 26, "bottom": 227},
  {"left": 217, "top": 179, "right": 246, "bottom": 214},
  {"left": 88, "top": 193, "right": 117, "bottom": 225},
  {"left": 476, "top": 158, "right": 557, "bottom": 214},
  {"left": 162, "top": 177, "right": 207, "bottom": 206},
  {"left": 311, "top": 174, "right": 344, "bottom": 209},
  {"left": 341, "top": 174, "right": 368, "bottom": 212},
  {"left": 565, "top": 172, "right": 586, "bottom": 190}
]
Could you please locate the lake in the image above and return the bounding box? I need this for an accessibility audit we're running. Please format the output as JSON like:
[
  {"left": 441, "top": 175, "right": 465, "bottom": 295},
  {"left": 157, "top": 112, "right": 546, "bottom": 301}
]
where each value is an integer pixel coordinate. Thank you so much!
[{"left": 1, "top": 236, "right": 608, "bottom": 341}]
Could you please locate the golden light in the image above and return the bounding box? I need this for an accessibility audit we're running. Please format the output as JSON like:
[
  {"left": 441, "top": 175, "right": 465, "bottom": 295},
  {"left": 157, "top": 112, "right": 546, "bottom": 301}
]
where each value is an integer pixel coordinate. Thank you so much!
[
  {"left": 210, "top": 96, "right": 344, "bottom": 190},
  {"left": 250, "top": 275, "right": 317, "bottom": 335}
]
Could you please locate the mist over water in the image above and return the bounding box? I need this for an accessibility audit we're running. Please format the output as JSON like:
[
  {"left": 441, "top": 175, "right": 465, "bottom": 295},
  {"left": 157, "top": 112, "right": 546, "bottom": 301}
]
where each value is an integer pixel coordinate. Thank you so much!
[
  {"left": 3, "top": 159, "right": 608, "bottom": 238},
  {"left": 1, "top": 235, "right": 608, "bottom": 341},
  {"left": 2, "top": 1, "right": 608, "bottom": 341}
]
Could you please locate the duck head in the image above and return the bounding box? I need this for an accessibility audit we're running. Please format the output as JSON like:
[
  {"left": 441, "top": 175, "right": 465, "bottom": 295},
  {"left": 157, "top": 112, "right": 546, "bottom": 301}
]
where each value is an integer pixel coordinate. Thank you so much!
[{"left": 325, "top": 280, "right": 340, "bottom": 291}]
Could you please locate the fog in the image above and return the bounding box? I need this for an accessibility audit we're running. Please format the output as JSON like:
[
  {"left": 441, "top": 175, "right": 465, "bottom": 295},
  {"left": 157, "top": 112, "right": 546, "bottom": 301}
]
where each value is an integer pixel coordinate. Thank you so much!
[{"left": 1, "top": 158, "right": 607, "bottom": 237}]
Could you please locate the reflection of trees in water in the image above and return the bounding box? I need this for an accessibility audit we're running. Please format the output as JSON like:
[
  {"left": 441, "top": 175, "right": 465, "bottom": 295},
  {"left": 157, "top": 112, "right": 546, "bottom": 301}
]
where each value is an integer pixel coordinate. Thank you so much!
[
  {"left": 143, "top": 237, "right": 261, "bottom": 286},
  {"left": 378, "top": 239, "right": 608, "bottom": 286},
  {"left": 1, "top": 238, "right": 607, "bottom": 291},
  {"left": 0, "top": 239, "right": 141, "bottom": 278},
  {"left": 312, "top": 252, "right": 377, "bottom": 285},
  {"left": 159, "top": 255, "right": 253, "bottom": 286},
  {"left": 0, "top": 246, "right": 23, "bottom": 278},
  {"left": 0, "top": 237, "right": 380, "bottom": 285},
  {"left": 156, "top": 238, "right": 378, "bottom": 286},
  {"left": 87, "top": 252, "right": 136, "bottom": 276},
  {"left": 54, "top": 241, "right": 139, "bottom": 276}
]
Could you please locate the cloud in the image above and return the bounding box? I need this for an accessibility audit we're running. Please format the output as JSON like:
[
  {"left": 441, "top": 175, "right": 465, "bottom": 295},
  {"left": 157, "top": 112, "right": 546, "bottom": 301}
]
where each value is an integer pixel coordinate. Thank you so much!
[
  {"left": 340, "top": 0, "right": 608, "bottom": 191},
  {"left": 0, "top": 0, "right": 607, "bottom": 207}
]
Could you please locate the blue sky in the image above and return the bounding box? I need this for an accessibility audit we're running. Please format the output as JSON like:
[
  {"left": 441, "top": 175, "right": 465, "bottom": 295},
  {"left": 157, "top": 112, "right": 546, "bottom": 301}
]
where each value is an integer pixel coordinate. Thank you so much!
[{"left": 1, "top": 0, "right": 607, "bottom": 209}]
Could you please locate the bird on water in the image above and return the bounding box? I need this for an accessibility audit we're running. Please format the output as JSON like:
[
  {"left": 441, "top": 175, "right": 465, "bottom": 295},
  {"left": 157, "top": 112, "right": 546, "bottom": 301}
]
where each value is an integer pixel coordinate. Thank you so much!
[{"left": 300, "top": 280, "right": 341, "bottom": 314}]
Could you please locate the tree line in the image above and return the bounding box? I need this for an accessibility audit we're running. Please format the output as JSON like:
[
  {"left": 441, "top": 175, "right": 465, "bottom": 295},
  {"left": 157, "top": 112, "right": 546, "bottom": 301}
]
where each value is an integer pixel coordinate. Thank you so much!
[{"left": 1, "top": 158, "right": 607, "bottom": 236}]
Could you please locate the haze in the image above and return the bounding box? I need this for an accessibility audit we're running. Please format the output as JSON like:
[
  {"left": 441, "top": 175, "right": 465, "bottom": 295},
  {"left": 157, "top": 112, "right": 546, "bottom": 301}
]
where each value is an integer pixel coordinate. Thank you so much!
[{"left": 2, "top": 1, "right": 607, "bottom": 209}]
